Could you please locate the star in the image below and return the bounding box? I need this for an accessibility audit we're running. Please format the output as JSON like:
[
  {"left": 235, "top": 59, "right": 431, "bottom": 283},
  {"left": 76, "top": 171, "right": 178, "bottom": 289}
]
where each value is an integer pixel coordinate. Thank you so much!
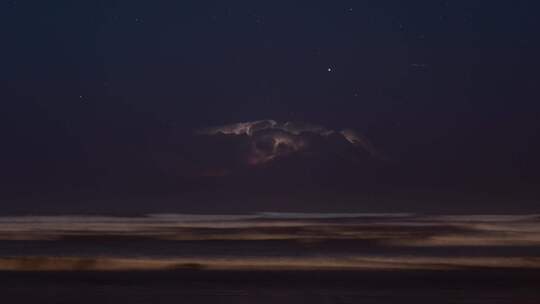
[{"left": 327, "top": 67, "right": 333, "bottom": 72}]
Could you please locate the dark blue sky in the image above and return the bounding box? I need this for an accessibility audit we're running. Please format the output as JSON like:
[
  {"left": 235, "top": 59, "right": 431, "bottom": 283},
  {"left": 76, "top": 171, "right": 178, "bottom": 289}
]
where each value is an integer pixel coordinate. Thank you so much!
[{"left": 1, "top": 1, "right": 539, "bottom": 213}]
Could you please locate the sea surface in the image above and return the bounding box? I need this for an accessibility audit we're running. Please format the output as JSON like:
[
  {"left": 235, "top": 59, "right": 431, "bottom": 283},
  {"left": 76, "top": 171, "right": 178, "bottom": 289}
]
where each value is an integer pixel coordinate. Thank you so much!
[{"left": 1, "top": 213, "right": 539, "bottom": 303}]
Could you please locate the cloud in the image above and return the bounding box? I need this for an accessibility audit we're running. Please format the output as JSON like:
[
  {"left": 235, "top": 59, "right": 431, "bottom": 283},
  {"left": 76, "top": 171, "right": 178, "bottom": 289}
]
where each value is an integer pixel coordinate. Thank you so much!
[
  {"left": 196, "top": 120, "right": 381, "bottom": 165},
  {"left": 196, "top": 120, "right": 333, "bottom": 137},
  {"left": 340, "top": 129, "right": 380, "bottom": 158}
]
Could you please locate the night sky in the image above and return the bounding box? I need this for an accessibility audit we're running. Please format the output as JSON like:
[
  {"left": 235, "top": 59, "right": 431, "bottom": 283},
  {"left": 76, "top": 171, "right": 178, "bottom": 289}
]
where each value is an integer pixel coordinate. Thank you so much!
[{"left": 1, "top": 1, "right": 539, "bottom": 213}]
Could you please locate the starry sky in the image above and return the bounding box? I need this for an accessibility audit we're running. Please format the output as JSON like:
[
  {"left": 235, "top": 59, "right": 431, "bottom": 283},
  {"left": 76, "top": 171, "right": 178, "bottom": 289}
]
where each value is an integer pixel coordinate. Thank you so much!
[{"left": 1, "top": 1, "right": 539, "bottom": 213}]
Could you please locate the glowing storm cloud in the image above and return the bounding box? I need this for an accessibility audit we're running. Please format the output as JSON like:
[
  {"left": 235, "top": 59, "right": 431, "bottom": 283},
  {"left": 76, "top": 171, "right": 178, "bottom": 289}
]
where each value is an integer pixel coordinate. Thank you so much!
[{"left": 196, "top": 120, "right": 381, "bottom": 165}]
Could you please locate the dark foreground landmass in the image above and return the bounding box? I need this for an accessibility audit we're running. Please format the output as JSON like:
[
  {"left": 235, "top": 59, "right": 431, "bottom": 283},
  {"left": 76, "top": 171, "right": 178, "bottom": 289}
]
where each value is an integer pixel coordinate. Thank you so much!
[{"left": 1, "top": 269, "right": 540, "bottom": 304}]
